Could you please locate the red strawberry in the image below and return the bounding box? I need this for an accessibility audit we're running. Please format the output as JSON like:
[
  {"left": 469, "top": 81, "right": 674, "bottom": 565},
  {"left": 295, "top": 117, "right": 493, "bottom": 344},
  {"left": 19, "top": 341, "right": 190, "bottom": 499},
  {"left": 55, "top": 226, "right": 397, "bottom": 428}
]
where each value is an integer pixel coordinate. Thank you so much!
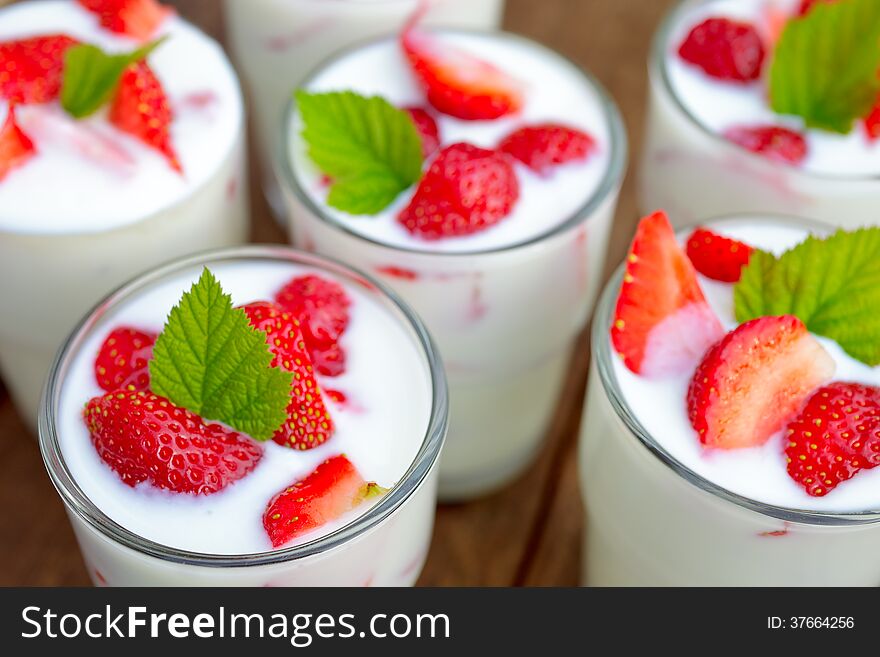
[
  {"left": 785, "top": 382, "right": 880, "bottom": 497},
  {"left": 498, "top": 123, "right": 596, "bottom": 175},
  {"left": 0, "top": 34, "right": 79, "bottom": 104},
  {"left": 611, "top": 211, "right": 725, "bottom": 377},
  {"left": 405, "top": 107, "right": 440, "bottom": 158},
  {"left": 686, "top": 228, "right": 754, "bottom": 283},
  {"left": 78, "top": 0, "right": 172, "bottom": 41},
  {"left": 84, "top": 390, "right": 263, "bottom": 494},
  {"left": 109, "top": 60, "right": 181, "bottom": 172},
  {"left": 724, "top": 125, "right": 808, "bottom": 165},
  {"left": 688, "top": 316, "right": 835, "bottom": 450},
  {"left": 262, "top": 455, "right": 386, "bottom": 547},
  {"left": 797, "top": 0, "right": 834, "bottom": 16},
  {"left": 0, "top": 106, "right": 36, "bottom": 182},
  {"left": 398, "top": 142, "right": 519, "bottom": 240},
  {"left": 94, "top": 327, "right": 156, "bottom": 392},
  {"left": 275, "top": 275, "right": 351, "bottom": 378},
  {"left": 401, "top": 25, "right": 523, "bottom": 120},
  {"left": 240, "top": 301, "right": 335, "bottom": 450},
  {"left": 678, "top": 18, "right": 765, "bottom": 83},
  {"left": 864, "top": 96, "right": 880, "bottom": 142}
]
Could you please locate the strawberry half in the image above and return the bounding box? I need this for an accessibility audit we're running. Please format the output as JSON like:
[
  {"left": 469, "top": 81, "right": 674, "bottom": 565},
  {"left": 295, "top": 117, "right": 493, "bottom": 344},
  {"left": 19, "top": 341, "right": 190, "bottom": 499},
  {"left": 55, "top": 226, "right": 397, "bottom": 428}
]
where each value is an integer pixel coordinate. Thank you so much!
[
  {"left": 94, "top": 327, "right": 156, "bottom": 392},
  {"left": 678, "top": 17, "right": 765, "bottom": 83},
  {"left": 401, "top": 24, "right": 523, "bottom": 120},
  {"left": 398, "top": 142, "right": 519, "bottom": 240},
  {"left": 240, "top": 301, "right": 335, "bottom": 451},
  {"left": 405, "top": 107, "right": 441, "bottom": 158},
  {"left": 0, "top": 106, "right": 36, "bottom": 182},
  {"left": 785, "top": 382, "right": 880, "bottom": 497},
  {"left": 263, "top": 455, "right": 387, "bottom": 548},
  {"left": 498, "top": 123, "right": 596, "bottom": 175},
  {"left": 109, "top": 60, "right": 181, "bottom": 172},
  {"left": 0, "top": 34, "right": 79, "bottom": 104},
  {"left": 723, "top": 125, "right": 808, "bottom": 165},
  {"left": 611, "top": 211, "right": 725, "bottom": 377},
  {"left": 688, "top": 316, "right": 835, "bottom": 450},
  {"left": 78, "top": 0, "right": 172, "bottom": 41},
  {"left": 84, "top": 390, "right": 263, "bottom": 494},
  {"left": 686, "top": 228, "right": 754, "bottom": 283}
]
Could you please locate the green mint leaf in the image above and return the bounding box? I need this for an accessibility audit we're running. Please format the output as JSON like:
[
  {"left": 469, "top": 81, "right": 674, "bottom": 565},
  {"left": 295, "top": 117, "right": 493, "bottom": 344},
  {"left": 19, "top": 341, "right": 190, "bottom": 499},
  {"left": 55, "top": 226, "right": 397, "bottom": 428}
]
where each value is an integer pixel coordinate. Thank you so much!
[
  {"left": 149, "top": 268, "right": 293, "bottom": 441},
  {"left": 61, "top": 38, "right": 164, "bottom": 119},
  {"left": 734, "top": 228, "right": 880, "bottom": 366},
  {"left": 770, "top": 0, "right": 880, "bottom": 134},
  {"left": 296, "top": 90, "right": 424, "bottom": 215}
]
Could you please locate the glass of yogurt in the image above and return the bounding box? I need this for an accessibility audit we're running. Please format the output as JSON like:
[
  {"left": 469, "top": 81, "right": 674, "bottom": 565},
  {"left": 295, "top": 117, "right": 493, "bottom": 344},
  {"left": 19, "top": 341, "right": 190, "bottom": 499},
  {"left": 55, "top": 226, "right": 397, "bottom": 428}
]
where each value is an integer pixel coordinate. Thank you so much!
[
  {"left": 39, "top": 246, "right": 447, "bottom": 586},
  {"left": 0, "top": 0, "right": 248, "bottom": 430},
  {"left": 640, "top": 0, "right": 880, "bottom": 229},
  {"left": 277, "top": 28, "right": 627, "bottom": 500}
]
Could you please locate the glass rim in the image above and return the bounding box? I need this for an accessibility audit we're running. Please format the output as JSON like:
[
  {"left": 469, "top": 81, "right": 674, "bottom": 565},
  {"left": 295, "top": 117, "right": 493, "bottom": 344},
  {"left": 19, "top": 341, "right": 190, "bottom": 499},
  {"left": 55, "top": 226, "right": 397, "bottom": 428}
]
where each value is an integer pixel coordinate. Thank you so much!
[
  {"left": 651, "top": 0, "right": 880, "bottom": 184},
  {"left": 276, "top": 27, "right": 628, "bottom": 257},
  {"left": 38, "top": 244, "right": 449, "bottom": 568},
  {"left": 592, "top": 212, "right": 880, "bottom": 526}
]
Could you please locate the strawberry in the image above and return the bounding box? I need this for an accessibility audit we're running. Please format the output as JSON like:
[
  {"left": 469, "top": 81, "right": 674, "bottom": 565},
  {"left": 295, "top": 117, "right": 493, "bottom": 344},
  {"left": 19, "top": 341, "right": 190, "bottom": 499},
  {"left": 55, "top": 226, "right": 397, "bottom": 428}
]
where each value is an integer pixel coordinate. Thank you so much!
[
  {"left": 797, "top": 0, "right": 834, "bottom": 16},
  {"left": 498, "top": 123, "right": 596, "bottom": 175},
  {"left": 785, "top": 382, "right": 880, "bottom": 497},
  {"left": 240, "top": 301, "right": 335, "bottom": 450},
  {"left": 275, "top": 274, "right": 351, "bottom": 378},
  {"left": 78, "top": 0, "right": 172, "bottom": 41},
  {"left": 688, "top": 316, "right": 835, "bottom": 450},
  {"left": 723, "top": 125, "right": 808, "bottom": 165},
  {"left": 405, "top": 107, "right": 440, "bottom": 158},
  {"left": 84, "top": 390, "right": 263, "bottom": 494},
  {"left": 262, "top": 455, "right": 386, "bottom": 547},
  {"left": 94, "top": 327, "right": 156, "bottom": 392},
  {"left": 686, "top": 228, "right": 754, "bottom": 283},
  {"left": 109, "top": 60, "right": 181, "bottom": 172},
  {"left": 397, "top": 142, "right": 519, "bottom": 240},
  {"left": 401, "top": 25, "right": 523, "bottom": 120},
  {"left": 0, "top": 34, "right": 79, "bottom": 105},
  {"left": 611, "top": 211, "right": 725, "bottom": 377},
  {"left": 0, "top": 106, "right": 36, "bottom": 182},
  {"left": 864, "top": 96, "right": 880, "bottom": 142},
  {"left": 678, "top": 18, "right": 766, "bottom": 83}
]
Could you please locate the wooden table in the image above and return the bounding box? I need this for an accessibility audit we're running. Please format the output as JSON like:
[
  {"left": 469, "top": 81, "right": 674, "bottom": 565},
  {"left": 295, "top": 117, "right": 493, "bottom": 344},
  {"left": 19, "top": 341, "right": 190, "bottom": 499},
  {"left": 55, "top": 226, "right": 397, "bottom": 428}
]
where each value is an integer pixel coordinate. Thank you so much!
[{"left": 0, "top": 0, "right": 676, "bottom": 587}]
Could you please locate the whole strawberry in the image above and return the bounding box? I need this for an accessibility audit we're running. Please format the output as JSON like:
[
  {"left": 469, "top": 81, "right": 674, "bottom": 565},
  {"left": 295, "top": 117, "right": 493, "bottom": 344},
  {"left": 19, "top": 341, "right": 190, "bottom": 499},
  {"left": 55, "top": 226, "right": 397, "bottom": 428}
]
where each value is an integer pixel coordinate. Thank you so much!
[
  {"left": 94, "top": 327, "right": 156, "bottom": 392},
  {"left": 678, "top": 17, "right": 765, "bottom": 83},
  {"left": 0, "top": 34, "right": 79, "bottom": 104},
  {"left": 78, "top": 0, "right": 172, "bottom": 41},
  {"left": 0, "top": 106, "right": 36, "bottom": 182},
  {"left": 498, "top": 123, "right": 595, "bottom": 175}
]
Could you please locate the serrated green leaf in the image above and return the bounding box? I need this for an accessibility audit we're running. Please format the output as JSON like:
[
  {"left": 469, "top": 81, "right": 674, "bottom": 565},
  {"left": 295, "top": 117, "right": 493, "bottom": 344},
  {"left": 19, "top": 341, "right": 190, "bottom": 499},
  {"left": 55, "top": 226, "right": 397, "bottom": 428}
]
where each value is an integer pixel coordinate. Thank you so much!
[
  {"left": 770, "top": 0, "right": 880, "bottom": 134},
  {"left": 734, "top": 228, "right": 880, "bottom": 366},
  {"left": 149, "top": 269, "right": 293, "bottom": 441},
  {"left": 296, "top": 90, "right": 424, "bottom": 215}
]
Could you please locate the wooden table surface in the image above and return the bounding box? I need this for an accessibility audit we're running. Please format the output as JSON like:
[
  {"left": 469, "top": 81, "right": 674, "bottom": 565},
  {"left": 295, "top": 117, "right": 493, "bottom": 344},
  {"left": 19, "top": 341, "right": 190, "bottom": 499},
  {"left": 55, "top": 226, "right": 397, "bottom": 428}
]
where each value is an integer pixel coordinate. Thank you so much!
[{"left": 0, "top": 0, "right": 677, "bottom": 587}]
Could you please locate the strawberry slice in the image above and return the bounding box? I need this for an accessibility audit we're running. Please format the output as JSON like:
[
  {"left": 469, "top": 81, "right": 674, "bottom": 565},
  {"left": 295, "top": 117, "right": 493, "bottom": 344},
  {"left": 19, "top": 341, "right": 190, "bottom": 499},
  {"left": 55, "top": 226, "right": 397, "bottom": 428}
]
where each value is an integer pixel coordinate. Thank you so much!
[
  {"left": 78, "top": 0, "right": 172, "bottom": 41},
  {"left": 864, "top": 96, "right": 880, "bottom": 142},
  {"left": 688, "top": 316, "right": 835, "bottom": 450},
  {"left": 678, "top": 17, "right": 766, "bottom": 83},
  {"left": 785, "top": 382, "right": 880, "bottom": 497},
  {"left": 685, "top": 228, "right": 754, "bottom": 283},
  {"left": 401, "top": 24, "right": 523, "bottom": 120},
  {"left": 723, "top": 125, "right": 808, "bottom": 165},
  {"left": 0, "top": 106, "right": 36, "bottom": 182},
  {"left": 0, "top": 34, "right": 79, "bottom": 104},
  {"left": 94, "top": 327, "right": 156, "bottom": 392},
  {"left": 240, "top": 302, "right": 335, "bottom": 451},
  {"left": 498, "top": 123, "right": 596, "bottom": 175},
  {"left": 109, "top": 60, "right": 181, "bottom": 172},
  {"left": 611, "top": 211, "right": 725, "bottom": 377},
  {"left": 398, "top": 142, "right": 519, "bottom": 240},
  {"left": 263, "top": 455, "right": 387, "bottom": 547},
  {"left": 405, "top": 106, "right": 441, "bottom": 158},
  {"left": 84, "top": 390, "right": 263, "bottom": 494}
]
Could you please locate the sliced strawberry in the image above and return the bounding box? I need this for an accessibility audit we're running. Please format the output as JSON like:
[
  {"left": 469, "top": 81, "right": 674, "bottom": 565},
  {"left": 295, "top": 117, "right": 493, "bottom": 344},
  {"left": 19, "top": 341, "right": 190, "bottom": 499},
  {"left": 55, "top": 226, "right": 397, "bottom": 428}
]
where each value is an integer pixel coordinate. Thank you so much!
[
  {"left": 785, "top": 382, "right": 880, "bottom": 497},
  {"left": 109, "top": 60, "right": 181, "bottom": 172},
  {"left": 398, "top": 142, "right": 519, "bottom": 240},
  {"left": 405, "top": 107, "right": 440, "bottom": 158},
  {"left": 688, "top": 316, "right": 835, "bottom": 450},
  {"left": 401, "top": 25, "right": 523, "bottom": 120},
  {"left": 0, "top": 34, "right": 79, "bottom": 104},
  {"left": 0, "top": 106, "right": 36, "bottom": 182},
  {"left": 78, "top": 0, "right": 172, "bottom": 41},
  {"left": 686, "top": 227, "right": 754, "bottom": 283},
  {"left": 240, "top": 301, "right": 335, "bottom": 450},
  {"left": 678, "top": 18, "right": 765, "bottom": 83},
  {"left": 94, "top": 327, "right": 156, "bottom": 392},
  {"left": 611, "top": 211, "right": 725, "bottom": 377},
  {"left": 864, "top": 96, "right": 880, "bottom": 142},
  {"left": 84, "top": 390, "right": 263, "bottom": 494},
  {"left": 723, "top": 125, "right": 808, "bottom": 165},
  {"left": 262, "top": 455, "right": 386, "bottom": 547},
  {"left": 498, "top": 123, "right": 596, "bottom": 175}
]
